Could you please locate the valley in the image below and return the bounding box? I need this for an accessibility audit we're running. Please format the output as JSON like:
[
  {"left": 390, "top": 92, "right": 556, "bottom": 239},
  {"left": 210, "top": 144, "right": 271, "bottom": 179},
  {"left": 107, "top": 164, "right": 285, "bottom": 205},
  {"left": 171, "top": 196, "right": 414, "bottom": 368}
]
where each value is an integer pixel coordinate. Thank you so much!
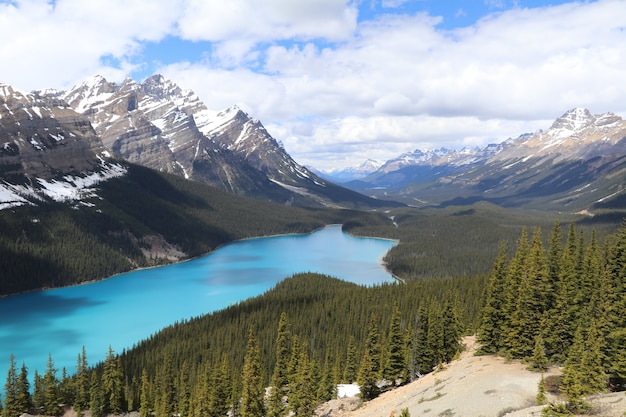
[{"left": 1, "top": 74, "right": 626, "bottom": 417}]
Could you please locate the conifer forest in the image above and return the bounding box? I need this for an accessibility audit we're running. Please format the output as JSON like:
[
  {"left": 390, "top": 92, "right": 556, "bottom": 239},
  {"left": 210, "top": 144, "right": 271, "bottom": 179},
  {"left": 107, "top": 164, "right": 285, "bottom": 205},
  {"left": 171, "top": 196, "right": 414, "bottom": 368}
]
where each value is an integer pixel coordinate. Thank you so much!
[{"left": 2, "top": 217, "right": 626, "bottom": 417}]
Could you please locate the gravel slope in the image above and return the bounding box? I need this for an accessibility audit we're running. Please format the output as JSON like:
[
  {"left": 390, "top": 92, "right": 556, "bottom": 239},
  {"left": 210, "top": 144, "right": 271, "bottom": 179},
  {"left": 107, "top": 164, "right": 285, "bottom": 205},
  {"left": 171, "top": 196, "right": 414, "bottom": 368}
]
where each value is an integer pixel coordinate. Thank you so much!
[{"left": 320, "top": 336, "right": 626, "bottom": 417}]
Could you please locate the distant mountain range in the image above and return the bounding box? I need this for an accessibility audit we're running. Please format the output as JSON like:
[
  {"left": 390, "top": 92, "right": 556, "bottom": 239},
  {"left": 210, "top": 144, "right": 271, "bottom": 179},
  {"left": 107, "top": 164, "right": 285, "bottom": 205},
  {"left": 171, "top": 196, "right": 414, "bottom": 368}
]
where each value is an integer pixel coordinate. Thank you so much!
[
  {"left": 3, "top": 73, "right": 625, "bottom": 214},
  {"left": 336, "top": 108, "right": 626, "bottom": 212}
]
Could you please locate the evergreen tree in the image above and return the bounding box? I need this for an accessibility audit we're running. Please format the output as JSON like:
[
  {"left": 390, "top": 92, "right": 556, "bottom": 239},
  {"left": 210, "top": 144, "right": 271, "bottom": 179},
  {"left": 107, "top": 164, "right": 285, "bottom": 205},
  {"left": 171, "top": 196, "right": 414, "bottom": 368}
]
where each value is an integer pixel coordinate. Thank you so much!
[
  {"left": 426, "top": 303, "right": 444, "bottom": 367},
  {"left": 43, "top": 354, "right": 62, "bottom": 416},
  {"left": 342, "top": 336, "right": 358, "bottom": 384},
  {"left": 74, "top": 347, "right": 90, "bottom": 415},
  {"left": 442, "top": 297, "right": 462, "bottom": 362},
  {"left": 365, "top": 312, "right": 382, "bottom": 377},
  {"left": 90, "top": 372, "right": 103, "bottom": 417},
  {"left": 268, "top": 312, "right": 291, "bottom": 417},
  {"left": 478, "top": 243, "right": 509, "bottom": 353},
  {"left": 356, "top": 347, "right": 378, "bottom": 401},
  {"left": 383, "top": 302, "right": 406, "bottom": 386},
  {"left": 177, "top": 360, "right": 191, "bottom": 417},
  {"left": 561, "top": 325, "right": 586, "bottom": 410},
  {"left": 545, "top": 223, "right": 579, "bottom": 361},
  {"left": 102, "top": 346, "right": 124, "bottom": 415},
  {"left": 3, "top": 355, "right": 19, "bottom": 417},
  {"left": 507, "top": 228, "right": 550, "bottom": 358},
  {"left": 155, "top": 355, "right": 176, "bottom": 417},
  {"left": 528, "top": 335, "right": 548, "bottom": 372},
  {"left": 501, "top": 227, "right": 530, "bottom": 344},
  {"left": 579, "top": 320, "right": 607, "bottom": 394},
  {"left": 16, "top": 362, "right": 33, "bottom": 415},
  {"left": 240, "top": 328, "right": 264, "bottom": 417},
  {"left": 209, "top": 355, "right": 232, "bottom": 417},
  {"left": 32, "top": 370, "right": 43, "bottom": 411},
  {"left": 536, "top": 373, "right": 547, "bottom": 405},
  {"left": 139, "top": 369, "right": 152, "bottom": 417},
  {"left": 289, "top": 347, "right": 315, "bottom": 417},
  {"left": 316, "top": 356, "right": 335, "bottom": 402}
]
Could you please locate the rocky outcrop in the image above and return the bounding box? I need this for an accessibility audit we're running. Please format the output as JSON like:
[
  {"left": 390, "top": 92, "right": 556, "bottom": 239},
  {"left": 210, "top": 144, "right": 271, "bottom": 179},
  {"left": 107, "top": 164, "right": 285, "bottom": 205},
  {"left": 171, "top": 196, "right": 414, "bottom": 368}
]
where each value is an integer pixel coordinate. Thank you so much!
[{"left": 0, "top": 83, "right": 126, "bottom": 209}]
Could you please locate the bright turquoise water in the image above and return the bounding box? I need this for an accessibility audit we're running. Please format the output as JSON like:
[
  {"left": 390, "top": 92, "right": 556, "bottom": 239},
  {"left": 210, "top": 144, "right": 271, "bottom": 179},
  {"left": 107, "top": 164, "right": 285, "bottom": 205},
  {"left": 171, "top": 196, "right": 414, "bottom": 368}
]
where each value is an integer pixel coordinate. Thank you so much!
[{"left": 0, "top": 225, "right": 396, "bottom": 380}]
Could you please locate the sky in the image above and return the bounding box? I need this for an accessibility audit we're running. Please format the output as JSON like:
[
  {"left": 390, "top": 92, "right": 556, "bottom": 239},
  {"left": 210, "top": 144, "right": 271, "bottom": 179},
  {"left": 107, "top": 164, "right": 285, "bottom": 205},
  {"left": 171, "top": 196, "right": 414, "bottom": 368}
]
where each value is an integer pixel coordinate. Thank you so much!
[{"left": 1, "top": 0, "right": 625, "bottom": 171}]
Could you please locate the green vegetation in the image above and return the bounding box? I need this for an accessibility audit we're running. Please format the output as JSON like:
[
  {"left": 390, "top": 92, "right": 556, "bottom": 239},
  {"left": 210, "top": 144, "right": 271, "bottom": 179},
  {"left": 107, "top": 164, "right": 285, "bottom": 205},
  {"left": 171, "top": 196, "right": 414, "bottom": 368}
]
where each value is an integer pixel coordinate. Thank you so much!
[
  {"left": 0, "top": 164, "right": 390, "bottom": 296},
  {"left": 478, "top": 221, "right": 626, "bottom": 412},
  {"left": 2, "top": 271, "right": 482, "bottom": 417}
]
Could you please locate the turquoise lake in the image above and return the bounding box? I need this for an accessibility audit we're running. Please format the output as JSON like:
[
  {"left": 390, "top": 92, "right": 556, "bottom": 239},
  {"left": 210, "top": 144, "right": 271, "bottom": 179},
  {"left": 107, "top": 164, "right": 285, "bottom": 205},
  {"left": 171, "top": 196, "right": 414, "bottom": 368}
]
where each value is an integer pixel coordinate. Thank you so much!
[{"left": 0, "top": 225, "right": 396, "bottom": 380}]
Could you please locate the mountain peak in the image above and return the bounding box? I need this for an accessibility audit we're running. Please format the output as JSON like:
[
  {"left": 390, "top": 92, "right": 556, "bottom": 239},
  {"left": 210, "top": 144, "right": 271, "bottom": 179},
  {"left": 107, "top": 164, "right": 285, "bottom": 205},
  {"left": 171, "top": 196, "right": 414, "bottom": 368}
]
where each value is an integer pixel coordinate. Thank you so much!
[
  {"left": 140, "top": 74, "right": 182, "bottom": 99},
  {"left": 550, "top": 107, "right": 594, "bottom": 131}
]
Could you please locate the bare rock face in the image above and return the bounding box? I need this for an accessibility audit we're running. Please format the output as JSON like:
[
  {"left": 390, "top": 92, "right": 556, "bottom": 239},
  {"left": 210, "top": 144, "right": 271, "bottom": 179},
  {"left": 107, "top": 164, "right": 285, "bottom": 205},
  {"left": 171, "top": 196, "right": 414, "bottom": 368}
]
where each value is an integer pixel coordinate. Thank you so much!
[
  {"left": 0, "top": 84, "right": 109, "bottom": 180},
  {"left": 0, "top": 83, "right": 126, "bottom": 209},
  {"left": 61, "top": 75, "right": 334, "bottom": 203}
]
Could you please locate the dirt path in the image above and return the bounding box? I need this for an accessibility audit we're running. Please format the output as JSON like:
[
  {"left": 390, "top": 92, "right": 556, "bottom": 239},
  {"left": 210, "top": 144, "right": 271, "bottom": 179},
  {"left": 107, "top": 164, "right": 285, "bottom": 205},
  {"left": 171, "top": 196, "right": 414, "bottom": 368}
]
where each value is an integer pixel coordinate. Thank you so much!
[{"left": 322, "top": 336, "right": 626, "bottom": 417}]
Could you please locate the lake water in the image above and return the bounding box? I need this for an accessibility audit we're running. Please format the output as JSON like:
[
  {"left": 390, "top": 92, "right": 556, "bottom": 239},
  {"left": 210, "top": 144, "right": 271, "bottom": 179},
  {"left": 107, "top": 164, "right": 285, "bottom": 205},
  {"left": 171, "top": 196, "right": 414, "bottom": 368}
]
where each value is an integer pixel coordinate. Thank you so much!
[{"left": 0, "top": 225, "right": 396, "bottom": 380}]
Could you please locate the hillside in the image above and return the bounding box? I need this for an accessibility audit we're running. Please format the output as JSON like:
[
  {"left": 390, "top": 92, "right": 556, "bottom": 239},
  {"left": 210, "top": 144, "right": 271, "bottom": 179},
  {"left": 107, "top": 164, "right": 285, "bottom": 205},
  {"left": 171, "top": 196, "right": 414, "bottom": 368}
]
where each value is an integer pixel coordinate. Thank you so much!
[{"left": 331, "top": 336, "right": 626, "bottom": 417}]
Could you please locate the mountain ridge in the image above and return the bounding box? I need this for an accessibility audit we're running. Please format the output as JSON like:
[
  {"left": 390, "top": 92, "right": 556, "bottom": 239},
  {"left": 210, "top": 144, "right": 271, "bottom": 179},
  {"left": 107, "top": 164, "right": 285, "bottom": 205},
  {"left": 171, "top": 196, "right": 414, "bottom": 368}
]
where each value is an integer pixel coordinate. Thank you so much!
[
  {"left": 52, "top": 74, "right": 398, "bottom": 209},
  {"left": 342, "top": 107, "right": 626, "bottom": 211}
]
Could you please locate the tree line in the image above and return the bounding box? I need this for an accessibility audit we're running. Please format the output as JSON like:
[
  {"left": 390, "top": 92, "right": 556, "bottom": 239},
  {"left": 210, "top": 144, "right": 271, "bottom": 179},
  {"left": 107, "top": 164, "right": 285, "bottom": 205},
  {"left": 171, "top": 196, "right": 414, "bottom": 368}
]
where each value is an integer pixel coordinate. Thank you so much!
[
  {"left": 2, "top": 271, "right": 484, "bottom": 417},
  {"left": 478, "top": 221, "right": 626, "bottom": 412}
]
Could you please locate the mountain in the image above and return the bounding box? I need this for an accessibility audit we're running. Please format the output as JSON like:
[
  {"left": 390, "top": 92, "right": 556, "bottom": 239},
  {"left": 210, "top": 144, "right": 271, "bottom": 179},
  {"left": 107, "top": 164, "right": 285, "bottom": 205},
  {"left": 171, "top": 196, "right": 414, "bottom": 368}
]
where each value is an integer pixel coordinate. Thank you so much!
[
  {"left": 318, "top": 159, "right": 383, "bottom": 183},
  {"left": 349, "top": 108, "right": 626, "bottom": 212},
  {"left": 56, "top": 75, "right": 399, "bottom": 209},
  {"left": 0, "top": 83, "right": 126, "bottom": 210}
]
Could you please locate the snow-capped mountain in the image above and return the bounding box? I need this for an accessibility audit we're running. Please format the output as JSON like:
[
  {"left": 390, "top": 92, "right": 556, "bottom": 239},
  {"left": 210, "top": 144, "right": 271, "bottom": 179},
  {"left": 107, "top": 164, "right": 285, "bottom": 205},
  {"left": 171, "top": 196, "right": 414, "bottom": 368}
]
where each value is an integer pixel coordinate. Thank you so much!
[
  {"left": 349, "top": 108, "right": 626, "bottom": 211},
  {"left": 319, "top": 159, "right": 383, "bottom": 183},
  {"left": 54, "top": 74, "right": 392, "bottom": 208},
  {"left": 0, "top": 83, "right": 125, "bottom": 210}
]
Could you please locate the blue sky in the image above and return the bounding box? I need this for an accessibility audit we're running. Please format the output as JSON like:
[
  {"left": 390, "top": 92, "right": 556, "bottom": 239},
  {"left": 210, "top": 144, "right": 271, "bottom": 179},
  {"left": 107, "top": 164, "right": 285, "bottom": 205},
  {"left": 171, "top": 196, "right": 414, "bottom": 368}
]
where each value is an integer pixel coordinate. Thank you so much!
[{"left": 1, "top": 0, "right": 624, "bottom": 170}]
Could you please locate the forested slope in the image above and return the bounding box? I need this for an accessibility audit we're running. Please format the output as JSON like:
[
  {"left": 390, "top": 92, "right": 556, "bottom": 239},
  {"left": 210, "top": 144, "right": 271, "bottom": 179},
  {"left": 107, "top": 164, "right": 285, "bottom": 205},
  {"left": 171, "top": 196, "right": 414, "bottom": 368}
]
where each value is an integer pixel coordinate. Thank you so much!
[
  {"left": 478, "top": 221, "right": 626, "bottom": 413},
  {"left": 0, "top": 164, "right": 392, "bottom": 296},
  {"left": 1, "top": 272, "right": 486, "bottom": 417}
]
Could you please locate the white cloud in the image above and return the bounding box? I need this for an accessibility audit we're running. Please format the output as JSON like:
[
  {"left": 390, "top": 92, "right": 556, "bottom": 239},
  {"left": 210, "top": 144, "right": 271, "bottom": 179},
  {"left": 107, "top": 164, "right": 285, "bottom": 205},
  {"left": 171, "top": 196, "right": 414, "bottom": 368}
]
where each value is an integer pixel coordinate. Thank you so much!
[{"left": 1, "top": 0, "right": 625, "bottom": 170}]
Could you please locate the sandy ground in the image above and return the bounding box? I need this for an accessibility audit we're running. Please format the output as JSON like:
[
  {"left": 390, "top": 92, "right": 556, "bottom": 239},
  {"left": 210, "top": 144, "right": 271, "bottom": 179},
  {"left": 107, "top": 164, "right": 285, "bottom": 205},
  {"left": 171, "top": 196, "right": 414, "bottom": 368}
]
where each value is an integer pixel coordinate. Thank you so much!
[{"left": 318, "top": 336, "right": 626, "bottom": 417}]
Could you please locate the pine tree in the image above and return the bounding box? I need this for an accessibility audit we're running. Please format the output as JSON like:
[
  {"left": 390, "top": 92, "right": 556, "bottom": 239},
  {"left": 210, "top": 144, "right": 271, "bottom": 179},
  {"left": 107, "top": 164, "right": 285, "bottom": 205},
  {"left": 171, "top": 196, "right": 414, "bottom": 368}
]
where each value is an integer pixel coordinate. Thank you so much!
[
  {"left": 90, "top": 372, "right": 103, "bottom": 417},
  {"left": 209, "top": 355, "right": 232, "bottom": 417},
  {"left": 545, "top": 223, "right": 579, "bottom": 361},
  {"left": 74, "top": 347, "right": 90, "bottom": 415},
  {"left": 268, "top": 312, "right": 291, "bottom": 417},
  {"left": 507, "top": 228, "right": 550, "bottom": 358},
  {"left": 536, "top": 373, "right": 547, "bottom": 405},
  {"left": 102, "top": 346, "right": 124, "bottom": 415},
  {"left": 43, "top": 354, "right": 62, "bottom": 416},
  {"left": 442, "top": 297, "right": 462, "bottom": 362},
  {"left": 356, "top": 347, "right": 378, "bottom": 401},
  {"left": 16, "top": 362, "right": 33, "bottom": 414},
  {"left": 580, "top": 320, "right": 607, "bottom": 394},
  {"left": 3, "top": 354, "right": 19, "bottom": 417},
  {"left": 426, "top": 303, "right": 444, "bottom": 367},
  {"left": 383, "top": 302, "right": 406, "bottom": 386},
  {"left": 561, "top": 325, "right": 587, "bottom": 411},
  {"left": 365, "top": 312, "right": 382, "bottom": 377},
  {"left": 177, "top": 360, "right": 191, "bottom": 417},
  {"left": 289, "top": 347, "right": 315, "bottom": 417},
  {"left": 478, "top": 242, "right": 509, "bottom": 353},
  {"left": 240, "top": 328, "right": 264, "bottom": 417},
  {"left": 155, "top": 355, "right": 176, "bottom": 417},
  {"left": 528, "top": 335, "right": 548, "bottom": 372},
  {"left": 32, "top": 370, "right": 44, "bottom": 411},
  {"left": 316, "top": 356, "right": 335, "bottom": 402},
  {"left": 139, "top": 369, "right": 152, "bottom": 417},
  {"left": 342, "top": 336, "right": 358, "bottom": 383}
]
